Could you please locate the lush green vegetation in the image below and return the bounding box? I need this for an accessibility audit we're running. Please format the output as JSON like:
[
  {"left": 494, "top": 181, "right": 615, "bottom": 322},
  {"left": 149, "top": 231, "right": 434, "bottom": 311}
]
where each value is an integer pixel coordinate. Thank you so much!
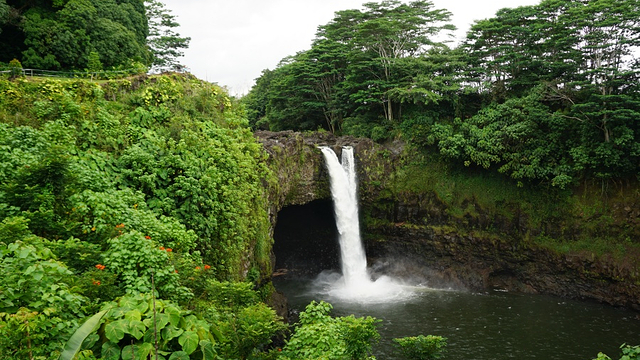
[
  {"left": 0, "top": 0, "right": 638, "bottom": 358},
  {"left": 244, "top": 0, "right": 640, "bottom": 188},
  {"left": 0, "top": 73, "right": 434, "bottom": 360},
  {"left": 0, "top": 73, "right": 280, "bottom": 359},
  {"left": 0, "top": 0, "right": 189, "bottom": 73},
  {"left": 592, "top": 344, "right": 640, "bottom": 360}
]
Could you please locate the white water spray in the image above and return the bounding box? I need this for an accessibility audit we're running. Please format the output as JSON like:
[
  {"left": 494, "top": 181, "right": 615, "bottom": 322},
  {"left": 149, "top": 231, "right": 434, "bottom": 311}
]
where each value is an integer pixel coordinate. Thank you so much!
[{"left": 318, "top": 146, "right": 413, "bottom": 303}]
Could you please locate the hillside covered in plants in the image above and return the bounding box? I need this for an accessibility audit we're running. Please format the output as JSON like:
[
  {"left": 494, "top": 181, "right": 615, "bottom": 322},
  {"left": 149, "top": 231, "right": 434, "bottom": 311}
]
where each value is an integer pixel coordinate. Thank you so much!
[{"left": 0, "top": 73, "right": 277, "bottom": 358}]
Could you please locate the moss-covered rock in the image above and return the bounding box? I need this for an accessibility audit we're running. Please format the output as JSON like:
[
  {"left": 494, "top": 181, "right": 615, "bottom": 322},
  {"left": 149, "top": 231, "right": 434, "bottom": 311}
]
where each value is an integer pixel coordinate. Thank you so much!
[{"left": 259, "top": 131, "right": 640, "bottom": 311}]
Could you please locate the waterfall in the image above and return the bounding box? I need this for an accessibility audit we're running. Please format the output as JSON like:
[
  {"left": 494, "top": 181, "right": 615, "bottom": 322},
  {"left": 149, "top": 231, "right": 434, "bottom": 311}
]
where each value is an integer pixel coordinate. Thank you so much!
[
  {"left": 317, "top": 146, "right": 412, "bottom": 303},
  {"left": 320, "top": 146, "right": 370, "bottom": 287}
]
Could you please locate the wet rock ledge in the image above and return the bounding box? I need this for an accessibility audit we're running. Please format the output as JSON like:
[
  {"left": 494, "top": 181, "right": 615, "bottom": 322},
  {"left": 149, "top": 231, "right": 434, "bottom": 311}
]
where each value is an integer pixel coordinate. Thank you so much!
[{"left": 255, "top": 130, "right": 640, "bottom": 312}]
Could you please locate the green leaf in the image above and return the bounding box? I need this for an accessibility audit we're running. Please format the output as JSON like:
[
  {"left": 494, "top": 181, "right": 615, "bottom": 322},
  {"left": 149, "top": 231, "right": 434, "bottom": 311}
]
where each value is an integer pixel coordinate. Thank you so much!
[
  {"left": 161, "top": 325, "right": 184, "bottom": 342},
  {"left": 168, "top": 351, "right": 190, "bottom": 360},
  {"left": 143, "top": 313, "right": 170, "bottom": 331},
  {"left": 105, "top": 319, "right": 127, "bottom": 343},
  {"left": 137, "top": 342, "right": 154, "bottom": 360},
  {"left": 165, "top": 306, "right": 181, "bottom": 326},
  {"left": 101, "top": 342, "right": 121, "bottom": 360},
  {"left": 121, "top": 343, "right": 154, "bottom": 360},
  {"left": 121, "top": 344, "right": 137, "bottom": 360},
  {"left": 119, "top": 295, "right": 139, "bottom": 310},
  {"left": 58, "top": 309, "right": 108, "bottom": 360},
  {"left": 178, "top": 330, "right": 199, "bottom": 355},
  {"left": 200, "top": 340, "right": 217, "bottom": 360},
  {"left": 128, "top": 320, "right": 146, "bottom": 340},
  {"left": 124, "top": 309, "right": 142, "bottom": 322},
  {"left": 135, "top": 299, "right": 150, "bottom": 314}
]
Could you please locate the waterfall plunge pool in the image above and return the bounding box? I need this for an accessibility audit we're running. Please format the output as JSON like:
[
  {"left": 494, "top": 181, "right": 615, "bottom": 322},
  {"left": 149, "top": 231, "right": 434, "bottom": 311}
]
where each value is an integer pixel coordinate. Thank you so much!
[
  {"left": 273, "top": 274, "right": 640, "bottom": 360},
  {"left": 273, "top": 146, "right": 640, "bottom": 359}
]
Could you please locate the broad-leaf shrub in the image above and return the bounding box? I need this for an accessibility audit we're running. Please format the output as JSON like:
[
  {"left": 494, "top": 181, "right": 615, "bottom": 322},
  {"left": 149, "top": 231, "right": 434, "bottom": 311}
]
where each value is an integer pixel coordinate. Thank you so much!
[
  {"left": 189, "top": 280, "right": 286, "bottom": 360},
  {"left": 68, "top": 188, "right": 198, "bottom": 253},
  {"left": 218, "top": 303, "right": 287, "bottom": 359},
  {"left": 116, "top": 121, "right": 272, "bottom": 279},
  {"left": 592, "top": 344, "right": 640, "bottom": 360},
  {"left": 0, "top": 217, "right": 87, "bottom": 359},
  {"left": 281, "top": 301, "right": 380, "bottom": 360},
  {"left": 393, "top": 335, "right": 447, "bottom": 360},
  {"left": 103, "top": 231, "right": 191, "bottom": 300},
  {"left": 88, "top": 293, "right": 220, "bottom": 360}
]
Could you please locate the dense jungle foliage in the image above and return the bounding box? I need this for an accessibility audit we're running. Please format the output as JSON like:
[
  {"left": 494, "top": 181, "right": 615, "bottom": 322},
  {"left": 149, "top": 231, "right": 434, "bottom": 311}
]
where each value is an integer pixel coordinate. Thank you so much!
[
  {"left": 244, "top": 0, "right": 640, "bottom": 188},
  {"left": 0, "top": 73, "right": 274, "bottom": 359},
  {"left": 0, "top": 72, "right": 432, "bottom": 360},
  {"left": 0, "top": 74, "right": 403, "bottom": 360},
  {"left": 0, "top": 0, "right": 189, "bottom": 72}
]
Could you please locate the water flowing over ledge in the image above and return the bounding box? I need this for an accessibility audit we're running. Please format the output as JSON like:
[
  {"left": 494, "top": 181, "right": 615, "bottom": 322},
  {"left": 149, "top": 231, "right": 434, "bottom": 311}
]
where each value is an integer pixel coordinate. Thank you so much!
[
  {"left": 317, "top": 146, "right": 416, "bottom": 304},
  {"left": 258, "top": 131, "right": 640, "bottom": 311}
]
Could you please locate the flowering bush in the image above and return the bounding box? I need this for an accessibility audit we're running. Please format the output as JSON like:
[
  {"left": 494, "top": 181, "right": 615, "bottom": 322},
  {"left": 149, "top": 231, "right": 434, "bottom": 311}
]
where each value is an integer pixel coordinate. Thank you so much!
[{"left": 103, "top": 231, "right": 191, "bottom": 301}]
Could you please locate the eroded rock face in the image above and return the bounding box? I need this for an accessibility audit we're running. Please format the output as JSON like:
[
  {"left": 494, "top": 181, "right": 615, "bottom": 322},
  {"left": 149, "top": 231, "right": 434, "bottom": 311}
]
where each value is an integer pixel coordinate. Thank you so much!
[
  {"left": 256, "top": 131, "right": 640, "bottom": 311},
  {"left": 366, "top": 226, "right": 640, "bottom": 311},
  {"left": 255, "top": 130, "right": 383, "bottom": 207}
]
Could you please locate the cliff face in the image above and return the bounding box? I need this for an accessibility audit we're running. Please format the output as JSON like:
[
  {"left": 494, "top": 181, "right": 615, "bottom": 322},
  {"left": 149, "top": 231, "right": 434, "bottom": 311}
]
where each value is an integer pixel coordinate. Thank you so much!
[{"left": 255, "top": 131, "right": 640, "bottom": 311}]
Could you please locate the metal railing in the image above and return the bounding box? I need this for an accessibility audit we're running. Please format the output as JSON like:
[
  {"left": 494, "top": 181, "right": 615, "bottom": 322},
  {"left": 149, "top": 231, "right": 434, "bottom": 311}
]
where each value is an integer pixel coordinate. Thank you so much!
[{"left": 0, "top": 67, "right": 145, "bottom": 79}]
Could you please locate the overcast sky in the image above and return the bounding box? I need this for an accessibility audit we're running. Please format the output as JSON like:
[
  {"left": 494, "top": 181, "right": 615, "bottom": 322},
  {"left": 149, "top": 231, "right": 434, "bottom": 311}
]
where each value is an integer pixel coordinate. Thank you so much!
[{"left": 161, "top": 0, "right": 541, "bottom": 95}]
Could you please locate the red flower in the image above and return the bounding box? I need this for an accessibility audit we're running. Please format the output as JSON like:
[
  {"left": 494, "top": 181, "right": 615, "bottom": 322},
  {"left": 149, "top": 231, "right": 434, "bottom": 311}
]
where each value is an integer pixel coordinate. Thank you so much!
[
  {"left": 95, "top": 264, "right": 105, "bottom": 270},
  {"left": 195, "top": 266, "right": 201, "bottom": 270},
  {"left": 145, "top": 235, "right": 151, "bottom": 239},
  {"left": 92, "top": 279, "right": 101, "bottom": 286},
  {"left": 204, "top": 265, "right": 211, "bottom": 270},
  {"left": 159, "top": 246, "right": 165, "bottom": 251},
  {"left": 166, "top": 248, "right": 173, "bottom": 252}
]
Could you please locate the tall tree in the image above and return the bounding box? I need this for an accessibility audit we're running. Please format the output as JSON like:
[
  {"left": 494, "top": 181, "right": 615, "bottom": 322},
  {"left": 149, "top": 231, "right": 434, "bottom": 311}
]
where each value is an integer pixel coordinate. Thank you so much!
[
  {"left": 330, "top": 0, "right": 455, "bottom": 123},
  {"left": 145, "top": 0, "right": 190, "bottom": 72},
  {"left": 1, "top": 0, "right": 150, "bottom": 70},
  {"left": 438, "top": 0, "right": 640, "bottom": 184},
  {"left": 0, "top": 0, "right": 8, "bottom": 32}
]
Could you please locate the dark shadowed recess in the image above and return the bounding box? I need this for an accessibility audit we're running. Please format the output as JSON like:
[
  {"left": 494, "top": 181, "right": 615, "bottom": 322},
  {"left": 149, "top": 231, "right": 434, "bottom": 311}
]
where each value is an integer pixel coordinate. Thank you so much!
[{"left": 273, "top": 199, "right": 339, "bottom": 277}]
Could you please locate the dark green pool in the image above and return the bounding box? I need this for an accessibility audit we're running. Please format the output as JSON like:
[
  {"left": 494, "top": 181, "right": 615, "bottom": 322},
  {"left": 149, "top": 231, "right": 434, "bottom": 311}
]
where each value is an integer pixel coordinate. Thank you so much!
[{"left": 274, "top": 276, "right": 640, "bottom": 360}]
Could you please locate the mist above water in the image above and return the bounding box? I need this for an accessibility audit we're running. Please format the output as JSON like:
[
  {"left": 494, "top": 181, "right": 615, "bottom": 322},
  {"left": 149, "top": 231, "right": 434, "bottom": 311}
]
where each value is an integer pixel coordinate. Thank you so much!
[{"left": 318, "top": 146, "right": 416, "bottom": 304}]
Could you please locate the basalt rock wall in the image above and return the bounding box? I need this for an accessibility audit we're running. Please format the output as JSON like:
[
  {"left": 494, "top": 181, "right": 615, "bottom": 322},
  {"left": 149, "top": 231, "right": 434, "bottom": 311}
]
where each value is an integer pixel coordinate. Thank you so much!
[{"left": 255, "top": 131, "right": 640, "bottom": 311}]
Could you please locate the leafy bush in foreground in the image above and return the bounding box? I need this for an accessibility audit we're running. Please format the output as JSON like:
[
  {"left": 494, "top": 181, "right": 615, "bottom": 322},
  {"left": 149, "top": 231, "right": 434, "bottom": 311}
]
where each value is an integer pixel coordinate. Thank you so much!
[
  {"left": 281, "top": 301, "right": 380, "bottom": 360},
  {"left": 593, "top": 344, "right": 640, "bottom": 360},
  {"left": 393, "top": 335, "right": 447, "bottom": 360}
]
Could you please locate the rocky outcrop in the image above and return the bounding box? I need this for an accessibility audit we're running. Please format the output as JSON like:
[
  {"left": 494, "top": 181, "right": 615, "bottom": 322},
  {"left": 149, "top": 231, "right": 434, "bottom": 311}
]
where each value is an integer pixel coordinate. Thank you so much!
[
  {"left": 255, "top": 130, "right": 387, "bottom": 206},
  {"left": 366, "top": 225, "right": 640, "bottom": 311},
  {"left": 256, "top": 131, "right": 640, "bottom": 312}
]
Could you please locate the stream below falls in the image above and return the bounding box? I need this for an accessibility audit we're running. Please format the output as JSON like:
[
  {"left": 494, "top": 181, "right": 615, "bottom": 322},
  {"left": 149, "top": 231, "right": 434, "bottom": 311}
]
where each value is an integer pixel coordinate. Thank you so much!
[{"left": 273, "top": 275, "right": 640, "bottom": 360}]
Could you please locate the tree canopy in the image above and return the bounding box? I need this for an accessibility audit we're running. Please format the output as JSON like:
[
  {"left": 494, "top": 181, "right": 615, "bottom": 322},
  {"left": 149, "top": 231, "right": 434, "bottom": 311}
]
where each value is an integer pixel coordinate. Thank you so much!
[
  {"left": 245, "top": 0, "right": 456, "bottom": 138},
  {"left": 145, "top": 0, "right": 191, "bottom": 72},
  {"left": 244, "top": 0, "right": 640, "bottom": 187},
  {"left": 0, "top": 0, "right": 189, "bottom": 72}
]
